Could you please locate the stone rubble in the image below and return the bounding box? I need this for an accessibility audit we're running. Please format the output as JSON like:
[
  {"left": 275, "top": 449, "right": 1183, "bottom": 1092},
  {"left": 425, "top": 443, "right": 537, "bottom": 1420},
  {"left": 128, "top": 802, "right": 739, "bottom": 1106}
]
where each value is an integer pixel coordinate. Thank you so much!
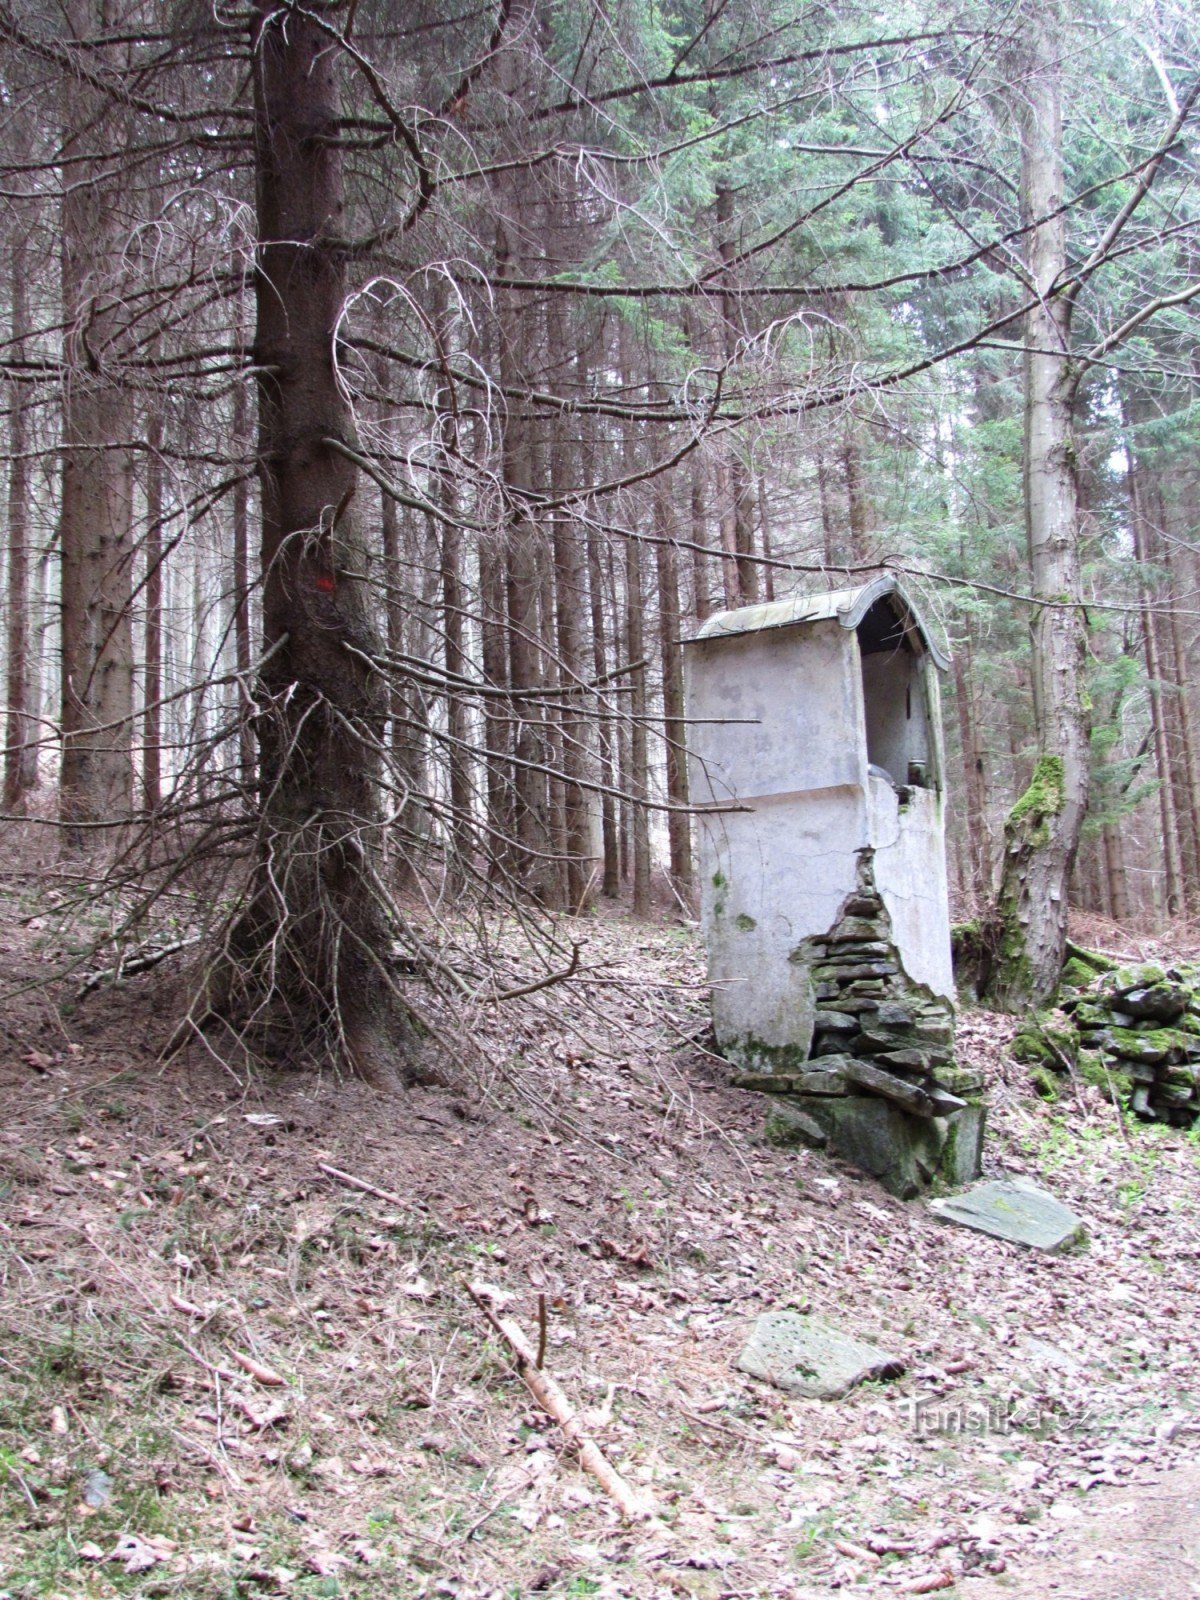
[
  {"left": 734, "top": 849, "right": 983, "bottom": 1197},
  {"left": 1014, "top": 950, "right": 1200, "bottom": 1126}
]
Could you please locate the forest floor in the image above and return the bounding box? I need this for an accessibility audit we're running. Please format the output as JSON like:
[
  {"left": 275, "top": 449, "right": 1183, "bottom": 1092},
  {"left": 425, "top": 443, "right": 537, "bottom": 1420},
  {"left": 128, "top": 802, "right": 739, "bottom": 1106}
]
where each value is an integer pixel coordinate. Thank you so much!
[{"left": 2, "top": 858, "right": 1199, "bottom": 1600}]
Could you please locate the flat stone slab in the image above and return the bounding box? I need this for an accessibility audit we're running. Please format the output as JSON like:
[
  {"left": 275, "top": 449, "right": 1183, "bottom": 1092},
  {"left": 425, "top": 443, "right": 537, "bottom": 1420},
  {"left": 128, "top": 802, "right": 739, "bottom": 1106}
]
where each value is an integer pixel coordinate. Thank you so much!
[
  {"left": 928, "top": 1177, "right": 1085, "bottom": 1253},
  {"left": 737, "top": 1312, "right": 905, "bottom": 1399}
]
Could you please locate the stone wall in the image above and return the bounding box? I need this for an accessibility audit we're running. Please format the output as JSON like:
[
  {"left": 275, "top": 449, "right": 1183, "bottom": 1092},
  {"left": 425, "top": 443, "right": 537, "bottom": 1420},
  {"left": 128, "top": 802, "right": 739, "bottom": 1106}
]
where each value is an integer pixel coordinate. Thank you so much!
[
  {"left": 733, "top": 848, "right": 983, "bottom": 1198},
  {"left": 1016, "top": 952, "right": 1200, "bottom": 1124}
]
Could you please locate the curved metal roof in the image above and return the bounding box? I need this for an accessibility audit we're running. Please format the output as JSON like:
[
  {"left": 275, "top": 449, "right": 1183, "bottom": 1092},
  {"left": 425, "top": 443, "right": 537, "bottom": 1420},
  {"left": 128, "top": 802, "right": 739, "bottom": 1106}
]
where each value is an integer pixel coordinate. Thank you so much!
[{"left": 689, "top": 573, "right": 950, "bottom": 670}]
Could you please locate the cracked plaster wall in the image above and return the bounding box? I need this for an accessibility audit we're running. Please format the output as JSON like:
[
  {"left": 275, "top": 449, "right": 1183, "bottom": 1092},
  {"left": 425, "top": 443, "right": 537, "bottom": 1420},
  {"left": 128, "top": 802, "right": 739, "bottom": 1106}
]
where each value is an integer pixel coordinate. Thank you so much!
[{"left": 687, "top": 615, "right": 953, "bottom": 1066}]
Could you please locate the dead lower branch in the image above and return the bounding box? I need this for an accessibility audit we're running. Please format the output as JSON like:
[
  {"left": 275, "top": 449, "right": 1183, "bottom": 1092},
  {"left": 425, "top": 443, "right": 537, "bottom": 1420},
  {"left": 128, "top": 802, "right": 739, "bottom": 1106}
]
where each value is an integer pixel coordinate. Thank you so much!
[{"left": 462, "top": 1279, "right": 654, "bottom": 1523}]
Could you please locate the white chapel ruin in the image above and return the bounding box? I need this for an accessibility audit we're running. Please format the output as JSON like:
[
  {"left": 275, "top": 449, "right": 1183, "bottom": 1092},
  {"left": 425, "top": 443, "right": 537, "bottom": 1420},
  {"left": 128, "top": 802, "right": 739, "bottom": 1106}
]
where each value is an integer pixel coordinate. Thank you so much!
[{"left": 684, "top": 575, "right": 984, "bottom": 1197}]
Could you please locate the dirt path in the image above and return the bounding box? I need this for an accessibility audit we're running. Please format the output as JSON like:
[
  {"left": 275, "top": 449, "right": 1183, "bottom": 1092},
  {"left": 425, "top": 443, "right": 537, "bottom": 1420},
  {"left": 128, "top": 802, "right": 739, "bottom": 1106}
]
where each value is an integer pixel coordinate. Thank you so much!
[{"left": 964, "top": 1457, "right": 1200, "bottom": 1599}]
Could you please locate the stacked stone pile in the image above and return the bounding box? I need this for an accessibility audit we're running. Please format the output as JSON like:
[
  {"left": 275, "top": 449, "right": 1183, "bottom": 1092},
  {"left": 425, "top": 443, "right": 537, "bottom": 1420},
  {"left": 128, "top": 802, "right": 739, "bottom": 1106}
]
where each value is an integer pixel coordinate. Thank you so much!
[
  {"left": 731, "top": 851, "right": 982, "bottom": 1196},
  {"left": 1015, "top": 953, "right": 1200, "bottom": 1125}
]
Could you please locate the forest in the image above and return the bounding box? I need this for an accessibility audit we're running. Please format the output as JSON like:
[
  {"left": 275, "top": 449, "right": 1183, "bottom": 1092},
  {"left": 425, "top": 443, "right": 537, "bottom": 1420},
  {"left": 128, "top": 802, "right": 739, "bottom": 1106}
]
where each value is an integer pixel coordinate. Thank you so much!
[{"left": 2, "top": 2, "right": 1200, "bottom": 1598}]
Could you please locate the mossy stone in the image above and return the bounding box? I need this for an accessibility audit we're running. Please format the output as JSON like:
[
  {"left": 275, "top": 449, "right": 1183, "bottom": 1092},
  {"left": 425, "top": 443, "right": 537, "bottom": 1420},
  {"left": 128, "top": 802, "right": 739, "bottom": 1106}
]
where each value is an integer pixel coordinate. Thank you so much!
[
  {"left": 1059, "top": 957, "right": 1100, "bottom": 991},
  {"left": 938, "top": 1100, "right": 986, "bottom": 1187},
  {"left": 1115, "top": 984, "right": 1188, "bottom": 1023},
  {"left": 827, "top": 917, "right": 888, "bottom": 943},
  {"left": 932, "top": 1064, "right": 982, "bottom": 1095},
  {"left": 1012, "top": 1016, "right": 1077, "bottom": 1071},
  {"left": 1106, "top": 1027, "right": 1186, "bottom": 1065},
  {"left": 779, "top": 1094, "right": 980, "bottom": 1199},
  {"left": 763, "top": 1102, "right": 828, "bottom": 1149},
  {"left": 1063, "top": 943, "right": 1118, "bottom": 976},
  {"left": 1072, "top": 1000, "right": 1133, "bottom": 1030},
  {"left": 1028, "top": 1064, "right": 1061, "bottom": 1101},
  {"left": 1076, "top": 1051, "right": 1131, "bottom": 1096},
  {"left": 1162, "top": 1065, "right": 1197, "bottom": 1091}
]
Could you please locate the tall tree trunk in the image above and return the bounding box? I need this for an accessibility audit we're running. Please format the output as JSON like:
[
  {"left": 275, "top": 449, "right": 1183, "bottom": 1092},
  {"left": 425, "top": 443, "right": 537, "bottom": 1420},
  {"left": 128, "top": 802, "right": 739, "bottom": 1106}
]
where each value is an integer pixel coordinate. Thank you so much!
[
  {"left": 610, "top": 540, "right": 631, "bottom": 885},
  {"left": 231, "top": 380, "right": 255, "bottom": 786},
  {"left": 379, "top": 481, "right": 408, "bottom": 863},
  {"left": 655, "top": 489, "right": 693, "bottom": 900},
  {"left": 755, "top": 472, "right": 777, "bottom": 604},
  {"left": 480, "top": 523, "right": 513, "bottom": 871},
  {"left": 141, "top": 414, "right": 163, "bottom": 812},
  {"left": 550, "top": 498, "right": 593, "bottom": 911},
  {"left": 439, "top": 472, "right": 473, "bottom": 884},
  {"left": 195, "top": 3, "right": 425, "bottom": 1079},
  {"left": 4, "top": 233, "right": 37, "bottom": 810},
  {"left": 689, "top": 461, "right": 713, "bottom": 623},
  {"left": 626, "top": 532, "right": 651, "bottom": 917},
  {"left": 1127, "top": 452, "right": 1184, "bottom": 915},
  {"left": 842, "top": 423, "right": 872, "bottom": 565},
  {"left": 985, "top": 8, "right": 1090, "bottom": 1008},
  {"left": 496, "top": 196, "right": 555, "bottom": 901},
  {"left": 587, "top": 524, "right": 620, "bottom": 897},
  {"left": 714, "top": 182, "right": 758, "bottom": 607},
  {"left": 952, "top": 628, "right": 989, "bottom": 904},
  {"left": 816, "top": 443, "right": 837, "bottom": 568},
  {"left": 682, "top": 310, "right": 713, "bottom": 623},
  {"left": 1153, "top": 484, "right": 1200, "bottom": 910},
  {"left": 715, "top": 455, "right": 740, "bottom": 610},
  {"left": 59, "top": 5, "right": 135, "bottom": 840},
  {"left": 1103, "top": 822, "right": 1131, "bottom": 923}
]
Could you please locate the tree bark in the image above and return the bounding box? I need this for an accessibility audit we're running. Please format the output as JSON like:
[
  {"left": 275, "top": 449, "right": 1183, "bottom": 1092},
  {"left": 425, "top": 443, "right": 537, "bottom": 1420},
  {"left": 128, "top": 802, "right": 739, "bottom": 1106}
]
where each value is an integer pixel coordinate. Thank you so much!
[
  {"left": 626, "top": 532, "right": 651, "bottom": 918},
  {"left": 688, "top": 460, "right": 713, "bottom": 623},
  {"left": 549, "top": 423, "right": 594, "bottom": 907},
  {"left": 4, "top": 232, "right": 37, "bottom": 810},
  {"left": 755, "top": 472, "right": 776, "bottom": 604},
  {"left": 587, "top": 524, "right": 620, "bottom": 897},
  {"left": 231, "top": 379, "right": 255, "bottom": 787},
  {"left": 1125, "top": 440, "right": 1184, "bottom": 916},
  {"left": 842, "top": 424, "right": 872, "bottom": 565},
  {"left": 141, "top": 413, "right": 163, "bottom": 812},
  {"left": 59, "top": 2, "right": 135, "bottom": 840},
  {"left": 199, "top": 3, "right": 426, "bottom": 1079},
  {"left": 715, "top": 181, "right": 757, "bottom": 606},
  {"left": 439, "top": 462, "right": 474, "bottom": 885},
  {"left": 655, "top": 489, "right": 693, "bottom": 901},
  {"left": 985, "top": 9, "right": 1090, "bottom": 1009},
  {"left": 1152, "top": 483, "right": 1200, "bottom": 910},
  {"left": 952, "top": 628, "right": 989, "bottom": 905},
  {"left": 496, "top": 192, "right": 555, "bottom": 901},
  {"left": 1103, "top": 822, "right": 1131, "bottom": 923}
]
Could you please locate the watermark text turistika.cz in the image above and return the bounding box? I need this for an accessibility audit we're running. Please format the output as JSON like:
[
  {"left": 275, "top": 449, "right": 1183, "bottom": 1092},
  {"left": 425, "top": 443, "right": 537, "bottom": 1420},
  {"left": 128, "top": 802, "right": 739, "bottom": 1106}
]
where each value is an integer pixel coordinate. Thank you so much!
[{"left": 899, "top": 1395, "right": 1106, "bottom": 1437}]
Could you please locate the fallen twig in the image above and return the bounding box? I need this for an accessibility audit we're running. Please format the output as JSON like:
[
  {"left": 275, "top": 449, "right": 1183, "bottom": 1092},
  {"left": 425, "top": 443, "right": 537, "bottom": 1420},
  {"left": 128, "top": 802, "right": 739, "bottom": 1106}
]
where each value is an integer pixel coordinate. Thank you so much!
[
  {"left": 4, "top": 1458, "right": 38, "bottom": 1515},
  {"left": 462, "top": 1279, "right": 653, "bottom": 1522},
  {"left": 489, "top": 941, "right": 583, "bottom": 1003},
  {"left": 318, "top": 1161, "right": 406, "bottom": 1208},
  {"left": 76, "top": 935, "right": 201, "bottom": 1000},
  {"left": 178, "top": 1340, "right": 238, "bottom": 1383}
]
